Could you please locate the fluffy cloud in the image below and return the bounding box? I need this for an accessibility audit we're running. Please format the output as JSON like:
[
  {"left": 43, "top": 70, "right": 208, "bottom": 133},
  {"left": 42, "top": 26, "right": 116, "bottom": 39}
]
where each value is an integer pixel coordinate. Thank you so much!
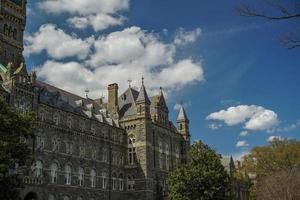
[
  {"left": 38, "top": 0, "right": 129, "bottom": 31},
  {"left": 206, "top": 105, "right": 279, "bottom": 131},
  {"left": 236, "top": 140, "right": 249, "bottom": 148},
  {"left": 25, "top": 24, "right": 94, "bottom": 59},
  {"left": 267, "top": 136, "right": 285, "bottom": 142},
  {"left": 208, "top": 123, "right": 223, "bottom": 130},
  {"left": 240, "top": 131, "right": 249, "bottom": 137},
  {"left": 174, "top": 28, "right": 201, "bottom": 45}
]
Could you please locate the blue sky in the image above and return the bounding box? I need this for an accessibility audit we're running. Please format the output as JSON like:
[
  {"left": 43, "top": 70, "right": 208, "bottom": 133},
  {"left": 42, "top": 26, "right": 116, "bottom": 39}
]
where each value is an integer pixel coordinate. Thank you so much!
[{"left": 25, "top": 0, "right": 300, "bottom": 158}]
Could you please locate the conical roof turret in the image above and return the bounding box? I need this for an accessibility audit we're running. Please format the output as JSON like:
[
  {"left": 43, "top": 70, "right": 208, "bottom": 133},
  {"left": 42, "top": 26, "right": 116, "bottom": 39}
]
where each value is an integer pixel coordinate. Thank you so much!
[
  {"left": 136, "top": 77, "right": 151, "bottom": 104},
  {"left": 177, "top": 104, "right": 189, "bottom": 122}
]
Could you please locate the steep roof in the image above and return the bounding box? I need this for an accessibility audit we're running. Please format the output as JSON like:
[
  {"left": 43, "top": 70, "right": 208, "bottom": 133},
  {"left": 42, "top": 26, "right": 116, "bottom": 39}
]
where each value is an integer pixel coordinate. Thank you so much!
[
  {"left": 118, "top": 87, "right": 139, "bottom": 118},
  {"left": 177, "top": 105, "right": 189, "bottom": 122},
  {"left": 136, "top": 84, "right": 151, "bottom": 104}
]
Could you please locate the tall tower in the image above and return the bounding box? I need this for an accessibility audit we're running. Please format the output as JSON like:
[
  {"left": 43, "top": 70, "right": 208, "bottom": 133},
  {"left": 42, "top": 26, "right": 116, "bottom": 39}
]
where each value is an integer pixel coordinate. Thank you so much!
[
  {"left": 0, "top": 0, "right": 27, "bottom": 69},
  {"left": 136, "top": 78, "right": 151, "bottom": 118},
  {"left": 177, "top": 104, "right": 190, "bottom": 144}
]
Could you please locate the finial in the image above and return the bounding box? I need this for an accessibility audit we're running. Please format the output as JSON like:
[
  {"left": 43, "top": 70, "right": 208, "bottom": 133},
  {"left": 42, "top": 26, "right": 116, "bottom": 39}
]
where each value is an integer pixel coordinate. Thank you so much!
[
  {"left": 85, "top": 88, "right": 90, "bottom": 99},
  {"left": 128, "top": 79, "right": 132, "bottom": 88},
  {"left": 142, "top": 76, "right": 144, "bottom": 85}
]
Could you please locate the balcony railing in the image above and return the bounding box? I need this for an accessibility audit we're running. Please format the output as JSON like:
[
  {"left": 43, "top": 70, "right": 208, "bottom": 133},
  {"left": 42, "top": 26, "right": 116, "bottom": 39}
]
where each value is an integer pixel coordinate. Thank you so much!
[{"left": 23, "top": 176, "right": 43, "bottom": 185}]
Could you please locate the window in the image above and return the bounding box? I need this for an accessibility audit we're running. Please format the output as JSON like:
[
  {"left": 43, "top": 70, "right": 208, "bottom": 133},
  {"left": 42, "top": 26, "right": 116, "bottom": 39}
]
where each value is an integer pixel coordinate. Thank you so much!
[
  {"left": 102, "top": 172, "right": 107, "bottom": 189},
  {"left": 77, "top": 197, "right": 83, "bottom": 200},
  {"left": 50, "top": 163, "right": 58, "bottom": 183},
  {"left": 165, "top": 144, "right": 170, "bottom": 170},
  {"left": 79, "top": 145, "right": 85, "bottom": 158},
  {"left": 127, "top": 175, "right": 135, "bottom": 190},
  {"left": 79, "top": 120, "right": 85, "bottom": 131},
  {"left": 112, "top": 173, "right": 117, "bottom": 190},
  {"left": 53, "top": 114, "right": 59, "bottom": 125},
  {"left": 4, "top": 24, "right": 8, "bottom": 35},
  {"left": 159, "top": 141, "right": 163, "bottom": 169},
  {"left": 91, "top": 125, "right": 96, "bottom": 135},
  {"left": 78, "top": 167, "right": 84, "bottom": 186},
  {"left": 39, "top": 111, "right": 45, "bottom": 121},
  {"left": 32, "top": 160, "right": 43, "bottom": 177},
  {"left": 63, "top": 196, "right": 70, "bottom": 200},
  {"left": 66, "top": 142, "right": 73, "bottom": 154},
  {"left": 128, "top": 135, "right": 136, "bottom": 165},
  {"left": 36, "top": 135, "right": 45, "bottom": 150},
  {"left": 48, "top": 194, "right": 56, "bottom": 200},
  {"left": 13, "top": 28, "right": 17, "bottom": 40},
  {"left": 91, "top": 147, "right": 97, "bottom": 160},
  {"left": 175, "top": 147, "right": 180, "bottom": 166},
  {"left": 119, "top": 174, "right": 124, "bottom": 191},
  {"left": 52, "top": 137, "right": 60, "bottom": 152},
  {"left": 67, "top": 117, "right": 72, "bottom": 128},
  {"left": 102, "top": 148, "right": 108, "bottom": 162},
  {"left": 65, "top": 165, "right": 72, "bottom": 185},
  {"left": 90, "top": 169, "right": 96, "bottom": 188}
]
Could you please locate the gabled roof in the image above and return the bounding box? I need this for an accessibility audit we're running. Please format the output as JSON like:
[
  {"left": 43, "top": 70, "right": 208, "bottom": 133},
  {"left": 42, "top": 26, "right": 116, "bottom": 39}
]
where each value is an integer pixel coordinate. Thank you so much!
[{"left": 118, "top": 87, "right": 139, "bottom": 118}]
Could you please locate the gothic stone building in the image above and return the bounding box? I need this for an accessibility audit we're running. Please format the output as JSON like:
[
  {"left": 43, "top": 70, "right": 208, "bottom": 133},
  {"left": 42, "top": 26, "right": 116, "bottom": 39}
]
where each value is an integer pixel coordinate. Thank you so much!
[{"left": 0, "top": 1, "right": 191, "bottom": 200}]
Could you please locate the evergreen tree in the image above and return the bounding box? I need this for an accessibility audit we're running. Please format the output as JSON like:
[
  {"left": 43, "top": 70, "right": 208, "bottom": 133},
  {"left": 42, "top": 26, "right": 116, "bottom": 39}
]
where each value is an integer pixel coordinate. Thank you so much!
[
  {"left": 0, "top": 97, "right": 34, "bottom": 200},
  {"left": 167, "top": 141, "right": 230, "bottom": 200}
]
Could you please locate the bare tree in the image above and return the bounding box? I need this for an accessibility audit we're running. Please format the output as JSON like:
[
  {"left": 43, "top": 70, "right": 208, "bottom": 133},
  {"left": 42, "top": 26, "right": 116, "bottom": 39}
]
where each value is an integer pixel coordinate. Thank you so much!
[
  {"left": 255, "top": 170, "right": 300, "bottom": 200},
  {"left": 235, "top": 0, "right": 300, "bottom": 49}
]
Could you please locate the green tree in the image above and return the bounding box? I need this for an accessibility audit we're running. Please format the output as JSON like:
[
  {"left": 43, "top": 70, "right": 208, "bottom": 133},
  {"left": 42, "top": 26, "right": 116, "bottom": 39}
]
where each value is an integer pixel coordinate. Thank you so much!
[
  {"left": 0, "top": 97, "right": 34, "bottom": 200},
  {"left": 237, "top": 139, "right": 300, "bottom": 200},
  {"left": 167, "top": 141, "right": 230, "bottom": 200}
]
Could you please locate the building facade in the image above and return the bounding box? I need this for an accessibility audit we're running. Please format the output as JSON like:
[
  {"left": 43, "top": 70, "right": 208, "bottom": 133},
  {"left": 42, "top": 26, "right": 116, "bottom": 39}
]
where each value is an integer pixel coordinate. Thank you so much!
[{"left": 0, "top": 1, "right": 191, "bottom": 200}]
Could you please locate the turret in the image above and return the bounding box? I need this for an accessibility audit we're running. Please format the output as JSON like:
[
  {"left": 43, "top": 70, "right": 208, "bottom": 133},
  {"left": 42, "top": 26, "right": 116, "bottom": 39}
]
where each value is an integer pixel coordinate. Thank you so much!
[
  {"left": 136, "top": 77, "right": 151, "bottom": 118},
  {"left": 177, "top": 104, "right": 190, "bottom": 145}
]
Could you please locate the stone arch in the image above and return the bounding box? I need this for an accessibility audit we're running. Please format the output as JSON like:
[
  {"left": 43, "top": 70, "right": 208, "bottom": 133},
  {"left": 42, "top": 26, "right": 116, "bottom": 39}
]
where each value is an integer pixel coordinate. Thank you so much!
[{"left": 24, "top": 192, "right": 38, "bottom": 200}]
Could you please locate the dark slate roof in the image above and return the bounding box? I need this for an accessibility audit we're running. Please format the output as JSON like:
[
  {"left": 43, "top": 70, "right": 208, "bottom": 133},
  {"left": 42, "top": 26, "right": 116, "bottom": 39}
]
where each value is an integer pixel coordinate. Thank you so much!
[
  {"left": 36, "top": 81, "right": 119, "bottom": 127},
  {"left": 136, "top": 84, "right": 151, "bottom": 104},
  {"left": 118, "top": 87, "right": 139, "bottom": 118}
]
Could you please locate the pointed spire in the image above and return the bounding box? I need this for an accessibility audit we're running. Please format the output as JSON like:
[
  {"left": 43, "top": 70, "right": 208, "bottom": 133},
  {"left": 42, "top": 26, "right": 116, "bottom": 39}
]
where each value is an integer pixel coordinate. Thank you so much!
[
  {"left": 177, "top": 103, "right": 189, "bottom": 122},
  {"left": 136, "top": 76, "right": 151, "bottom": 104}
]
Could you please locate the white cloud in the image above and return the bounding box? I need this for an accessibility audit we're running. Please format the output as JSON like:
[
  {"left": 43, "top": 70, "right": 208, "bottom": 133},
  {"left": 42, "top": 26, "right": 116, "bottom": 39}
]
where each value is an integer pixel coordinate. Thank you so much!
[
  {"left": 38, "top": 0, "right": 129, "bottom": 31},
  {"left": 236, "top": 140, "right": 249, "bottom": 148},
  {"left": 174, "top": 28, "right": 201, "bottom": 45},
  {"left": 240, "top": 131, "right": 249, "bottom": 137},
  {"left": 208, "top": 123, "right": 223, "bottom": 130},
  {"left": 206, "top": 105, "right": 279, "bottom": 131},
  {"left": 25, "top": 24, "right": 94, "bottom": 60},
  {"left": 174, "top": 101, "right": 191, "bottom": 110},
  {"left": 267, "top": 136, "right": 285, "bottom": 142},
  {"left": 67, "top": 14, "right": 125, "bottom": 31},
  {"left": 36, "top": 26, "right": 204, "bottom": 99}
]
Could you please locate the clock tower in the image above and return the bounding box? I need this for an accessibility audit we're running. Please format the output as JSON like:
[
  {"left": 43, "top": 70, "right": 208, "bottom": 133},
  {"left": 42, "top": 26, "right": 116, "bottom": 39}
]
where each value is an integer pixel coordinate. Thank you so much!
[{"left": 0, "top": 0, "right": 26, "bottom": 69}]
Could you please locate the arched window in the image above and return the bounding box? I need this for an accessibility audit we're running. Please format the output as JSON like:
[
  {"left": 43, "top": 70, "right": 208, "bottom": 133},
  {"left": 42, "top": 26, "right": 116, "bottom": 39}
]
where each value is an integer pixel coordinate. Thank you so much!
[
  {"left": 13, "top": 28, "right": 17, "bottom": 40},
  {"left": 53, "top": 114, "right": 59, "bottom": 125},
  {"left": 8, "top": 26, "right": 12, "bottom": 37},
  {"left": 158, "top": 141, "right": 163, "bottom": 169},
  {"left": 39, "top": 111, "right": 45, "bottom": 121},
  {"left": 79, "top": 120, "right": 85, "bottom": 131},
  {"left": 52, "top": 137, "right": 60, "bottom": 152},
  {"left": 119, "top": 174, "right": 124, "bottom": 191},
  {"left": 165, "top": 144, "right": 170, "bottom": 170},
  {"left": 112, "top": 172, "right": 117, "bottom": 190},
  {"left": 66, "top": 142, "right": 73, "bottom": 155},
  {"left": 64, "top": 165, "right": 72, "bottom": 185},
  {"left": 127, "top": 175, "right": 135, "bottom": 190},
  {"left": 78, "top": 167, "right": 84, "bottom": 186},
  {"left": 102, "top": 148, "right": 108, "bottom": 162},
  {"left": 128, "top": 135, "right": 136, "bottom": 165},
  {"left": 67, "top": 117, "right": 72, "bottom": 128},
  {"left": 50, "top": 163, "right": 58, "bottom": 183},
  {"left": 32, "top": 160, "right": 43, "bottom": 177},
  {"left": 48, "top": 194, "right": 56, "bottom": 200},
  {"left": 36, "top": 135, "right": 45, "bottom": 150},
  {"left": 90, "top": 169, "right": 96, "bottom": 188},
  {"left": 3, "top": 24, "right": 8, "bottom": 35},
  {"left": 102, "top": 172, "right": 107, "bottom": 189}
]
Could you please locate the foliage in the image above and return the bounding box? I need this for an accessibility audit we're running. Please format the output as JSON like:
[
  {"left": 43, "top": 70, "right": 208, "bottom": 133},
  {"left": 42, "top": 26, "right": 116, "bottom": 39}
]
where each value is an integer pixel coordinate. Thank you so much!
[
  {"left": 167, "top": 141, "right": 230, "bottom": 200},
  {"left": 0, "top": 97, "right": 34, "bottom": 200},
  {"left": 237, "top": 139, "right": 300, "bottom": 200}
]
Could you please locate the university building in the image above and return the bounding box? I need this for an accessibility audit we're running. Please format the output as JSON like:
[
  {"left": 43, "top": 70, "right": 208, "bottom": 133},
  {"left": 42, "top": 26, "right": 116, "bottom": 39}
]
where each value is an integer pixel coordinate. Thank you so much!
[{"left": 0, "top": 1, "right": 191, "bottom": 200}]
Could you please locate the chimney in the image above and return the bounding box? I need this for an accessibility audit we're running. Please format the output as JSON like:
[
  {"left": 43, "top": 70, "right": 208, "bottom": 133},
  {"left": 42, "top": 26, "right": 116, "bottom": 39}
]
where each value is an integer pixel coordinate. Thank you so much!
[{"left": 107, "top": 83, "right": 119, "bottom": 116}]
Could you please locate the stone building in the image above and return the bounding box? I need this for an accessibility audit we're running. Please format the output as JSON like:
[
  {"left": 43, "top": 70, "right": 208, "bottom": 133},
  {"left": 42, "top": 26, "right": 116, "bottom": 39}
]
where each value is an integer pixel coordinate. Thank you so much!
[{"left": 0, "top": 1, "right": 191, "bottom": 200}]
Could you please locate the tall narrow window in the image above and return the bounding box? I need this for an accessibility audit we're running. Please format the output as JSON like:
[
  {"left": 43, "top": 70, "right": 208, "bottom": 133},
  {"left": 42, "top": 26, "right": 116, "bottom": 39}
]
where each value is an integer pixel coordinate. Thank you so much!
[
  {"left": 32, "top": 160, "right": 43, "bottom": 177},
  {"left": 165, "top": 144, "right": 170, "bottom": 170},
  {"left": 119, "top": 174, "right": 124, "bottom": 191},
  {"left": 78, "top": 167, "right": 84, "bottom": 186},
  {"left": 52, "top": 137, "right": 60, "bottom": 152},
  {"left": 127, "top": 175, "right": 135, "bottom": 190},
  {"left": 158, "top": 141, "right": 163, "bottom": 169},
  {"left": 112, "top": 173, "right": 117, "bottom": 190},
  {"left": 50, "top": 163, "right": 58, "bottom": 183},
  {"left": 67, "top": 117, "right": 72, "bottom": 128},
  {"left": 128, "top": 135, "right": 136, "bottom": 165},
  {"left": 39, "top": 111, "right": 45, "bottom": 121},
  {"left": 65, "top": 165, "right": 72, "bottom": 185},
  {"left": 102, "top": 172, "right": 107, "bottom": 189},
  {"left": 36, "top": 135, "right": 45, "bottom": 150},
  {"left": 53, "top": 114, "right": 59, "bottom": 125},
  {"left": 91, "top": 169, "right": 96, "bottom": 188}
]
